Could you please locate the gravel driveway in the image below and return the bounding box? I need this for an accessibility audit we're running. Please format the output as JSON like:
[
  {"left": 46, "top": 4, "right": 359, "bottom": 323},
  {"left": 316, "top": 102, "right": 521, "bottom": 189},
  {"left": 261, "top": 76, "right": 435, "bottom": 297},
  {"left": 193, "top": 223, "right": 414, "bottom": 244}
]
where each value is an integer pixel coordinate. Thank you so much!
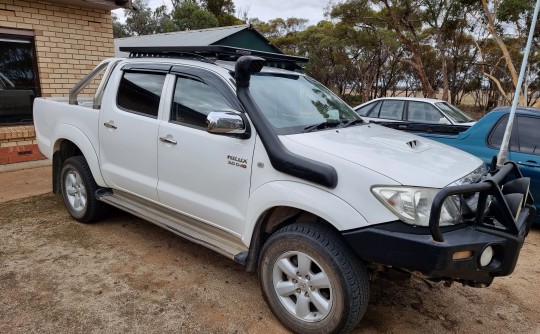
[{"left": 1, "top": 194, "right": 539, "bottom": 333}]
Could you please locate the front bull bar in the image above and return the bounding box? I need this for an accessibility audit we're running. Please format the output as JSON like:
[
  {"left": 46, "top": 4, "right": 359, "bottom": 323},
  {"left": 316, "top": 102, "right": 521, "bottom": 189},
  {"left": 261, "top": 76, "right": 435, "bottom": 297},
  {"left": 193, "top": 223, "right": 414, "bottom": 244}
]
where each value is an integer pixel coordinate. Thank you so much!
[{"left": 429, "top": 162, "right": 535, "bottom": 243}]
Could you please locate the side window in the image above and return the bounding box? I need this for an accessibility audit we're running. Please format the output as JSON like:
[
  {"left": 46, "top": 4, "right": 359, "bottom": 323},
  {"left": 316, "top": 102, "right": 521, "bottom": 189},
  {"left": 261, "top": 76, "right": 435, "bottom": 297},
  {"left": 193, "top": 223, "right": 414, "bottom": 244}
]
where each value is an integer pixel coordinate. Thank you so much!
[
  {"left": 356, "top": 101, "right": 377, "bottom": 116},
  {"left": 117, "top": 71, "right": 166, "bottom": 118},
  {"left": 407, "top": 101, "right": 443, "bottom": 123},
  {"left": 487, "top": 115, "right": 518, "bottom": 151},
  {"left": 365, "top": 101, "right": 382, "bottom": 117},
  {"left": 517, "top": 116, "right": 540, "bottom": 155},
  {"left": 171, "top": 76, "right": 232, "bottom": 128},
  {"left": 379, "top": 100, "right": 404, "bottom": 120}
]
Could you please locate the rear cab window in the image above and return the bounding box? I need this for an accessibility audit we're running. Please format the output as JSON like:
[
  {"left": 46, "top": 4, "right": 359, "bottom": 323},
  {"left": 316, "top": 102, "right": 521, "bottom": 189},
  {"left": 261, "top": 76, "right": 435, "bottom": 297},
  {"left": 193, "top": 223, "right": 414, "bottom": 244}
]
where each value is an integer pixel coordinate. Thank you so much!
[{"left": 117, "top": 71, "right": 166, "bottom": 118}]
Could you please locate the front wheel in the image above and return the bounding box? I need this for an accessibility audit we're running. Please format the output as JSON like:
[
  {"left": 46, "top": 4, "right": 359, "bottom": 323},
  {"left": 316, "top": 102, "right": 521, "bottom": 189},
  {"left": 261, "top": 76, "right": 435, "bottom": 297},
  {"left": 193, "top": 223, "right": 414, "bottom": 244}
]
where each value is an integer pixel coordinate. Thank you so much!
[
  {"left": 259, "top": 222, "right": 369, "bottom": 334},
  {"left": 61, "top": 156, "right": 108, "bottom": 223}
]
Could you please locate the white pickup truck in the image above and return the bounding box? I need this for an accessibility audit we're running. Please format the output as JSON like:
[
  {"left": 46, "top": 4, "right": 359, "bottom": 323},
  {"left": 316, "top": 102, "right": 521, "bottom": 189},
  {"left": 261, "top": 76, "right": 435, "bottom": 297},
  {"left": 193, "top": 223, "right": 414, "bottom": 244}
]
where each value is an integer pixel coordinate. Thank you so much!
[{"left": 34, "top": 46, "right": 535, "bottom": 334}]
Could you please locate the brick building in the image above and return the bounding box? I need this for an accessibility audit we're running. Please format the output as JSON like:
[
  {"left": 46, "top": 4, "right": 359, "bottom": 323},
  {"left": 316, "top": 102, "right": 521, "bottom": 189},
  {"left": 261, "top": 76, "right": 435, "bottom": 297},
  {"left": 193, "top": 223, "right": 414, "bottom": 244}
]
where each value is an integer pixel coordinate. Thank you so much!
[{"left": 0, "top": 0, "right": 131, "bottom": 165}]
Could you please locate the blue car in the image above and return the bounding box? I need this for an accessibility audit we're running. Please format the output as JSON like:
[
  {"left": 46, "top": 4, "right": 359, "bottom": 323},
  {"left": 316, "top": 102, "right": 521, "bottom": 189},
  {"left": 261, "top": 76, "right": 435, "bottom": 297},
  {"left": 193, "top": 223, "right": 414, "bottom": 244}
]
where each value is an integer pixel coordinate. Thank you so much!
[{"left": 419, "top": 106, "right": 540, "bottom": 223}]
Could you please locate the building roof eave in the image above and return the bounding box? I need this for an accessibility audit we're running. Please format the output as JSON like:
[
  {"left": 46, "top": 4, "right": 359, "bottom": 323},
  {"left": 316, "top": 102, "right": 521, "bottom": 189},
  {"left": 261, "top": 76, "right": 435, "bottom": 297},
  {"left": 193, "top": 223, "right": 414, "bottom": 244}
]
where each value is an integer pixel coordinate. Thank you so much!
[{"left": 48, "top": 0, "right": 133, "bottom": 10}]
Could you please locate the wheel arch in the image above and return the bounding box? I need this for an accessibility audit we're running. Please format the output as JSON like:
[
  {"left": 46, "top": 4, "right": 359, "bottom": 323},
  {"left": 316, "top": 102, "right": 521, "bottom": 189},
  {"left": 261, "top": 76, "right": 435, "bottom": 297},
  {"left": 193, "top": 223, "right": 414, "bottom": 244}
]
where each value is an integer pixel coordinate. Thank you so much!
[
  {"left": 243, "top": 181, "right": 369, "bottom": 272},
  {"left": 51, "top": 125, "right": 105, "bottom": 194}
]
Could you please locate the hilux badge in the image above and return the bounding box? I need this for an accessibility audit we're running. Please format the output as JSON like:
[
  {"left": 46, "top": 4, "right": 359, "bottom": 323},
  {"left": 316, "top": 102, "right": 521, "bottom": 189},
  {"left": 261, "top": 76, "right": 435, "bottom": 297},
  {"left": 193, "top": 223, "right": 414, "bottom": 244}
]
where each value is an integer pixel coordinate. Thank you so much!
[{"left": 227, "top": 155, "right": 248, "bottom": 169}]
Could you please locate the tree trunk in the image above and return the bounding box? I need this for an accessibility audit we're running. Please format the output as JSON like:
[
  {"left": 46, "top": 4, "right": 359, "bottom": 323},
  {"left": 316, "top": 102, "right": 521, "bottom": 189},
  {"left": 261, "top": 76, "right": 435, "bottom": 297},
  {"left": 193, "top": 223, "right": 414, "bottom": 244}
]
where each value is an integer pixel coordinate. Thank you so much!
[
  {"left": 481, "top": 0, "right": 524, "bottom": 105},
  {"left": 439, "top": 37, "right": 449, "bottom": 101},
  {"left": 382, "top": 0, "right": 435, "bottom": 98}
]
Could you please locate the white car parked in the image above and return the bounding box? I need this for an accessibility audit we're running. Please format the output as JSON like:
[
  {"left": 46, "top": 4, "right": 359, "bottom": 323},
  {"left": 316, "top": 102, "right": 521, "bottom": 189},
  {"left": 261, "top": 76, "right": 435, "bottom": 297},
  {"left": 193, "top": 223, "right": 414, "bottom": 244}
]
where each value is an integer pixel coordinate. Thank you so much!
[
  {"left": 354, "top": 97, "right": 476, "bottom": 126},
  {"left": 33, "top": 46, "right": 533, "bottom": 333}
]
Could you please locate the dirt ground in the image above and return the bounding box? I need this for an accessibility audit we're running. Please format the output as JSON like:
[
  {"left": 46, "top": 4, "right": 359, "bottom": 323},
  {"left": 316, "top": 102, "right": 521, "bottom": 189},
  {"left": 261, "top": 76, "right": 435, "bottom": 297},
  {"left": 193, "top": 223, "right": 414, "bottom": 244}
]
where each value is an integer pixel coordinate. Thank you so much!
[
  {"left": 0, "top": 166, "right": 51, "bottom": 203},
  {"left": 1, "top": 192, "right": 539, "bottom": 334}
]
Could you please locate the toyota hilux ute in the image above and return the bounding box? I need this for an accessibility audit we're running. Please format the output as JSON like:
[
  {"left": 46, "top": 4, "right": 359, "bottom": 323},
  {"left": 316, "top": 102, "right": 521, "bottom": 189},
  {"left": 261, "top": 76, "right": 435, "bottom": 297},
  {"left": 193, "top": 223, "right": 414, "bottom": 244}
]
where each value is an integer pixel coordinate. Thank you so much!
[{"left": 33, "top": 46, "right": 535, "bottom": 334}]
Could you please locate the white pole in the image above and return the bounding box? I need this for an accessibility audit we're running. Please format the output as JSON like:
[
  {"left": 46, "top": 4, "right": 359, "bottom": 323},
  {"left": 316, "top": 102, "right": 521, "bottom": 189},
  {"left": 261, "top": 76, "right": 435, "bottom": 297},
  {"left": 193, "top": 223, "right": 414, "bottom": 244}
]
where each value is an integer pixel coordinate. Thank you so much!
[{"left": 497, "top": 0, "right": 540, "bottom": 167}]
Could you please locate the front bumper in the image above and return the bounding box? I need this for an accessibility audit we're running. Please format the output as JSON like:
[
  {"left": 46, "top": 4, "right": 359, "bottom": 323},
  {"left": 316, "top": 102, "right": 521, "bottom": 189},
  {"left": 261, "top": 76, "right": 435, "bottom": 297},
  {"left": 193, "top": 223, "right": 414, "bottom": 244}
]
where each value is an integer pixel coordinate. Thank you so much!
[{"left": 344, "top": 162, "right": 535, "bottom": 286}]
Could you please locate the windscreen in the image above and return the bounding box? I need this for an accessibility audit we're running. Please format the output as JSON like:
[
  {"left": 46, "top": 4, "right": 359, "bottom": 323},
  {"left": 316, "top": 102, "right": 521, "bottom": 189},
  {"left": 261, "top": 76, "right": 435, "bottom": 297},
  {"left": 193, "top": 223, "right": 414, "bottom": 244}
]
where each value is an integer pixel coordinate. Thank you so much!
[
  {"left": 435, "top": 102, "right": 473, "bottom": 123},
  {"left": 249, "top": 73, "right": 362, "bottom": 135}
]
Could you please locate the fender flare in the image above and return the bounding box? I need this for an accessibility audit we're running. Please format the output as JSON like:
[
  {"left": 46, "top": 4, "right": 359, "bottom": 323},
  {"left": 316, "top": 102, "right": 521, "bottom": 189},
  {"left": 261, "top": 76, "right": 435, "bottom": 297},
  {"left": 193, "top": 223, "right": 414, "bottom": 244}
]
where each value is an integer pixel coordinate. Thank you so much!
[
  {"left": 243, "top": 180, "right": 369, "bottom": 246},
  {"left": 52, "top": 124, "right": 107, "bottom": 187}
]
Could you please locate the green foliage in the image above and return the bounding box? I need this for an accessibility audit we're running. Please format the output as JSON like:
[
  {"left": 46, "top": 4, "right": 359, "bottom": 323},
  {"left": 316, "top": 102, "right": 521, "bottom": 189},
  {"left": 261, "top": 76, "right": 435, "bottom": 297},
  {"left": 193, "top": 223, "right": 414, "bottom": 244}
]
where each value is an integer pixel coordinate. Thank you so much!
[
  {"left": 497, "top": 0, "right": 534, "bottom": 23},
  {"left": 124, "top": 0, "right": 159, "bottom": 36},
  {"left": 112, "top": 0, "right": 539, "bottom": 107},
  {"left": 112, "top": 13, "right": 130, "bottom": 38},
  {"left": 251, "top": 17, "right": 309, "bottom": 55},
  {"left": 153, "top": 5, "right": 177, "bottom": 33},
  {"left": 199, "top": 0, "right": 242, "bottom": 26},
  {"left": 298, "top": 21, "right": 358, "bottom": 95},
  {"left": 252, "top": 18, "right": 309, "bottom": 39},
  {"left": 170, "top": 2, "right": 219, "bottom": 30},
  {"left": 114, "top": 0, "right": 242, "bottom": 38},
  {"left": 201, "top": 0, "right": 235, "bottom": 16}
]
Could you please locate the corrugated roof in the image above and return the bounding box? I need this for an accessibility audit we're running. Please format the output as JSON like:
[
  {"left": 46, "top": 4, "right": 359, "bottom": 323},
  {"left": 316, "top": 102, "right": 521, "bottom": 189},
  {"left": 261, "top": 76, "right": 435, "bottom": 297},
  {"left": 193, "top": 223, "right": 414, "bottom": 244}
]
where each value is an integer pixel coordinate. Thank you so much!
[{"left": 114, "top": 25, "right": 250, "bottom": 57}]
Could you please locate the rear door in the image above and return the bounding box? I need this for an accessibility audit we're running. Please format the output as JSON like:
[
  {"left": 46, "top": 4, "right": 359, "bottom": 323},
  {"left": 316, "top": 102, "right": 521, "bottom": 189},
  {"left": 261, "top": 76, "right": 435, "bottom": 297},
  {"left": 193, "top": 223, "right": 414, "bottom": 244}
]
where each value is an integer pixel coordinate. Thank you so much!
[
  {"left": 157, "top": 66, "right": 256, "bottom": 235},
  {"left": 378, "top": 99, "right": 405, "bottom": 121},
  {"left": 406, "top": 101, "right": 450, "bottom": 124},
  {"left": 99, "top": 66, "right": 169, "bottom": 201}
]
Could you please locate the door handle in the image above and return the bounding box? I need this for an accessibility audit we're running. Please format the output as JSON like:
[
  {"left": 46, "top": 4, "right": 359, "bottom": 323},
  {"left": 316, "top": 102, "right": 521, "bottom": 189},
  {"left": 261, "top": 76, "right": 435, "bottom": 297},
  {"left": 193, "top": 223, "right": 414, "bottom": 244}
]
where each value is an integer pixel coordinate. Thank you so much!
[
  {"left": 159, "top": 136, "right": 177, "bottom": 145},
  {"left": 103, "top": 121, "right": 117, "bottom": 129},
  {"left": 517, "top": 160, "right": 540, "bottom": 168}
]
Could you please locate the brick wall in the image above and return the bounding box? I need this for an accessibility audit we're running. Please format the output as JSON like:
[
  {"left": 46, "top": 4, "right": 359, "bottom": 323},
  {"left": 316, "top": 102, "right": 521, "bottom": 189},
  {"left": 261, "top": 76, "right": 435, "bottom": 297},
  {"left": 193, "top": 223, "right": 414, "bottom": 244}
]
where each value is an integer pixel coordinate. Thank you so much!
[
  {"left": 0, "top": 126, "right": 45, "bottom": 164},
  {"left": 0, "top": 0, "right": 115, "bottom": 165}
]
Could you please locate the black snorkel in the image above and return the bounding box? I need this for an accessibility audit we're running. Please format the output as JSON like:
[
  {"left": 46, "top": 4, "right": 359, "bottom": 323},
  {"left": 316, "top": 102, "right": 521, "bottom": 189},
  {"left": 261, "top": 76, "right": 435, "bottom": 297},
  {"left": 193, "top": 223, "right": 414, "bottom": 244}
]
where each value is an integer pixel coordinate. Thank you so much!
[{"left": 234, "top": 56, "right": 338, "bottom": 189}]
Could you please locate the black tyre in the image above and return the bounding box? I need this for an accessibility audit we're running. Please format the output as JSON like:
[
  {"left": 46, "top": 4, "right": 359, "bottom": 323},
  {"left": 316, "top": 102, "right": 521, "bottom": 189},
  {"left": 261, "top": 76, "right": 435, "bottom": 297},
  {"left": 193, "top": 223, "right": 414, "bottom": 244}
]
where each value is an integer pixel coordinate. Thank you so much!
[
  {"left": 60, "top": 156, "right": 108, "bottom": 223},
  {"left": 259, "top": 222, "right": 369, "bottom": 334}
]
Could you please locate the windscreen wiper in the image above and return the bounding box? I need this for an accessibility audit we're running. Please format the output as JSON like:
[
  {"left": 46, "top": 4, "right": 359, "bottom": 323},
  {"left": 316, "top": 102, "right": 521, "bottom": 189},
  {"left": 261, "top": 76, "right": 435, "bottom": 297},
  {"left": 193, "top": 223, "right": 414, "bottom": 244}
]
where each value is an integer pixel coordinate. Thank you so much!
[
  {"left": 304, "top": 121, "right": 341, "bottom": 133},
  {"left": 341, "top": 119, "right": 365, "bottom": 128}
]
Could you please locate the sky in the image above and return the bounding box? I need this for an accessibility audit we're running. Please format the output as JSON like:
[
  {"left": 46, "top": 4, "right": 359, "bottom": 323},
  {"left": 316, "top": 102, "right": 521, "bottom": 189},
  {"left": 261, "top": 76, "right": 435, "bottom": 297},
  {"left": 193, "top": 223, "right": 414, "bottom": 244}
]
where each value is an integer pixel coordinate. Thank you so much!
[{"left": 113, "top": 0, "right": 331, "bottom": 25}]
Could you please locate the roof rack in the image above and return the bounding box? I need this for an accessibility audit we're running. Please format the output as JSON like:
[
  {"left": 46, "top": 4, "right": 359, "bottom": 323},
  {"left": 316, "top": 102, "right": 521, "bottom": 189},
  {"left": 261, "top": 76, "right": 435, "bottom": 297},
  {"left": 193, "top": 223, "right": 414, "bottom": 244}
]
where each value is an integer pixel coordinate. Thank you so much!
[{"left": 119, "top": 45, "right": 308, "bottom": 70}]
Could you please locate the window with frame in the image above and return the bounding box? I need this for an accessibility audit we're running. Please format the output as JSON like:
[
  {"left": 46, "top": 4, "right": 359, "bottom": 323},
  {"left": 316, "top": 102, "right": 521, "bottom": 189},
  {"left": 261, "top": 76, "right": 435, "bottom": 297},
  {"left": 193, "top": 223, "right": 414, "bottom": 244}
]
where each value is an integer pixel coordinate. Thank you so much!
[
  {"left": 0, "top": 32, "right": 40, "bottom": 125},
  {"left": 487, "top": 115, "right": 518, "bottom": 151},
  {"left": 117, "top": 71, "right": 166, "bottom": 117},
  {"left": 364, "top": 101, "right": 382, "bottom": 117},
  {"left": 407, "top": 101, "right": 444, "bottom": 123},
  {"left": 356, "top": 101, "right": 377, "bottom": 116},
  {"left": 516, "top": 116, "right": 540, "bottom": 155},
  {"left": 171, "top": 76, "right": 232, "bottom": 128},
  {"left": 379, "top": 100, "right": 404, "bottom": 120}
]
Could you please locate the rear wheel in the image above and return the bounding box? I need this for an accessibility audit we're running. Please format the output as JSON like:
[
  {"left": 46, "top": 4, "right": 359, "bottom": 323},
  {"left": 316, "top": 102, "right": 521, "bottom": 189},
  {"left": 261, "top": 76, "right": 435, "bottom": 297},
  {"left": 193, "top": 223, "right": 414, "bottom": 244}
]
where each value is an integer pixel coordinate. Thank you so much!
[
  {"left": 61, "top": 156, "right": 108, "bottom": 223},
  {"left": 259, "top": 222, "right": 369, "bottom": 333}
]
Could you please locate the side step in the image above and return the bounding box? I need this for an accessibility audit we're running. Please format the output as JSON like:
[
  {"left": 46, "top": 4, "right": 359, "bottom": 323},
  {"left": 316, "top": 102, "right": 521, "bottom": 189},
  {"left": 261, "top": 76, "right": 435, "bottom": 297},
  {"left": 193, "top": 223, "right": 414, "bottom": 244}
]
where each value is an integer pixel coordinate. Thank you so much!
[{"left": 97, "top": 190, "right": 248, "bottom": 263}]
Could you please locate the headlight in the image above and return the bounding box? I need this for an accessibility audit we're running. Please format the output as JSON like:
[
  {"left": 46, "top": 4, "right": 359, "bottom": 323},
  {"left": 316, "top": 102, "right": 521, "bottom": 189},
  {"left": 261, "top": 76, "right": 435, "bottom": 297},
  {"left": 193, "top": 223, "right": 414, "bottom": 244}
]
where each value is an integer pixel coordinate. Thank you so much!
[
  {"left": 449, "top": 163, "right": 487, "bottom": 186},
  {"left": 372, "top": 186, "right": 462, "bottom": 227}
]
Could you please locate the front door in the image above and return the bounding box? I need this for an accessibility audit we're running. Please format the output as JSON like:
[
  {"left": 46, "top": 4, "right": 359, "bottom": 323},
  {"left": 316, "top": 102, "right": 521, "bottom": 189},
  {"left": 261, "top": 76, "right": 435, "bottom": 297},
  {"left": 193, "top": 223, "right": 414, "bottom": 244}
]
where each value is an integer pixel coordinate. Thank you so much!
[
  {"left": 99, "top": 70, "right": 167, "bottom": 201},
  {"left": 157, "top": 70, "right": 255, "bottom": 235},
  {"left": 509, "top": 115, "right": 540, "bottom": 221}
]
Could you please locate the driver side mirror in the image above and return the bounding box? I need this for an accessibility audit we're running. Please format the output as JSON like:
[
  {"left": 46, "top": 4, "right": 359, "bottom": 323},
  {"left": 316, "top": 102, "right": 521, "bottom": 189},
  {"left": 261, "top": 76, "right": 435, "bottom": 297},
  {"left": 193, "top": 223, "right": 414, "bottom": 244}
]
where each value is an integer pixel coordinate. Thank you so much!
[{"left": 207, "top": 111, "right": 250, "bottom": 139}]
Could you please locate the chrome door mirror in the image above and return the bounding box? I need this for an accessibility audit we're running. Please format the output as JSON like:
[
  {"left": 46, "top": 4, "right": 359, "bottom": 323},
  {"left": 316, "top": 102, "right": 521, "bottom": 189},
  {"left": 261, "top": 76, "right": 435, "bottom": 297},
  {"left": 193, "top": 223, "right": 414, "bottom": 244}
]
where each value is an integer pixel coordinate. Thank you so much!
[{"left": 207, "top": 111, "right": 248, "bottom": 137}]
